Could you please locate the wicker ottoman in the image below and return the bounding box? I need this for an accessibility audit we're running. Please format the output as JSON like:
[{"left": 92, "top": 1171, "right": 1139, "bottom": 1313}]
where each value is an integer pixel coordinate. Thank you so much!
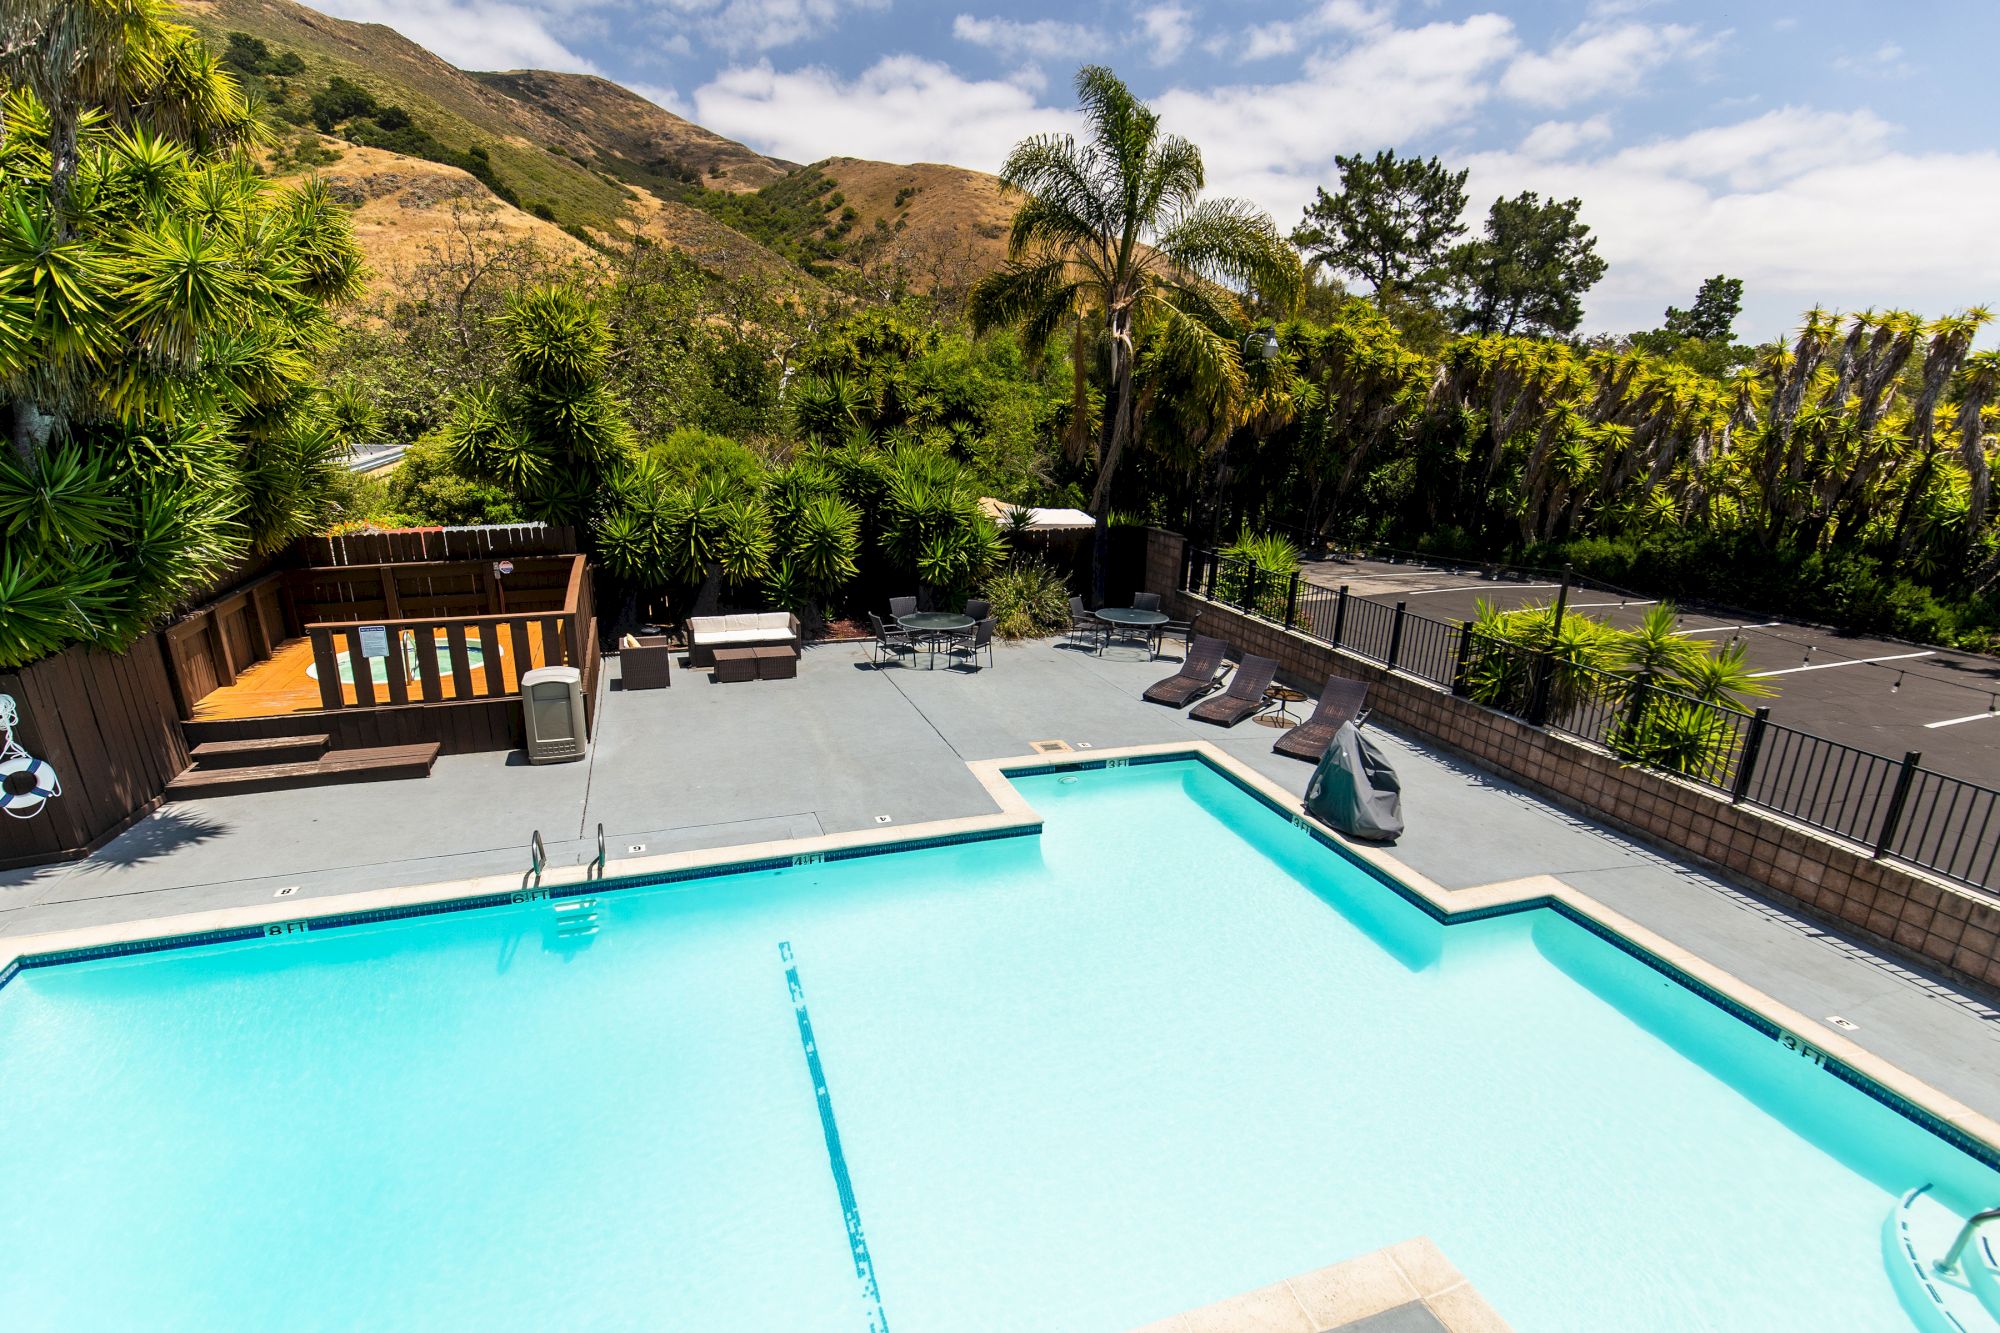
[
  {"left": 713, "top": 647, "right": 758, "bottom": 683},
  {"left": 753, "top": 645, "right": 798, "bottom": 680}
]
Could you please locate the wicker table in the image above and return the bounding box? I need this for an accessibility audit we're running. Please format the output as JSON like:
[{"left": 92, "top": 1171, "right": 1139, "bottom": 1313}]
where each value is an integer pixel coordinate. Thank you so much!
[
  {"left": 1257, "top": 684, "right": 1307, "bottom": 728},
  {"left": 713, "top": 647, "right": 758, "bottom": 684}
]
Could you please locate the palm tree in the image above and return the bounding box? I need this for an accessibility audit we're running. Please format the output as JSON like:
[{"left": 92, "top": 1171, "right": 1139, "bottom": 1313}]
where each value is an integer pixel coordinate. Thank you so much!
[{"left": 971, "top": 66, "right": 1301, "bottom": 599}]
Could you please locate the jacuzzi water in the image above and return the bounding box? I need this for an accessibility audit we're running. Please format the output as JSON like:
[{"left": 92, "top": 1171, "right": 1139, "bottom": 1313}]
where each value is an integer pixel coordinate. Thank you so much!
[{"left": 0, "top": 759, "right": 1993, "bottom": 1331}]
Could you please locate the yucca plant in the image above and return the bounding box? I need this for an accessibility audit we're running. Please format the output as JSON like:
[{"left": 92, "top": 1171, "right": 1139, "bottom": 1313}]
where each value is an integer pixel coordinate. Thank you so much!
[
  {"left": 1213, "top": 530, "right": 1300, "bottom": 620},
  {"left": 0, "top": 14, "right": 367, "bottom": 668}
]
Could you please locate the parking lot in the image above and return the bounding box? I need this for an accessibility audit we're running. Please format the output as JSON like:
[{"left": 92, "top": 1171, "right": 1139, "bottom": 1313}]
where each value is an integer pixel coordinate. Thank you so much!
[{"left": 1301, "top": 555, "right": 2000, "bottom": 788}]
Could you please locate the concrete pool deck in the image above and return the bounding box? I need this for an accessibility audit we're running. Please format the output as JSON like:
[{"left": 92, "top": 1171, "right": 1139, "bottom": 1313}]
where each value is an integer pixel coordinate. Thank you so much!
[{"left": 2, "top": 635, "right": 1997, "bottom": 1124}]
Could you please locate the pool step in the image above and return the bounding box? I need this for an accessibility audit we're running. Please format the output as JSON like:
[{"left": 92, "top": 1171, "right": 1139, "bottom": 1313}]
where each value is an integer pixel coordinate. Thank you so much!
[
  {"left": 188, "top": 734, "right": 331, "bottom": 768},
  {"left": 552, "top": 898, "right": 601, "bottom": 939},
  {"left": 166, "top": 742, "right": 442, "bottom": 800},
  {"left": 1882, "top": 1186, "right": 2000, "bottom": 1332}
]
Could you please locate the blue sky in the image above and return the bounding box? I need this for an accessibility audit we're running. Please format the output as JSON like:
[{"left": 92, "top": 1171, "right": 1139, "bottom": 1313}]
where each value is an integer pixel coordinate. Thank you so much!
[{"left": 309, "top": 0, "right": 2000, "bottom": 337}]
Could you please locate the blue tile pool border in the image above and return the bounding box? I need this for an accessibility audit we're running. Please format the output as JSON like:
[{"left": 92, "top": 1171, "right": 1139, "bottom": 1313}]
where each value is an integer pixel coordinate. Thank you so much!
[
  {"left": 0, "top": 820, "right": 1041, "bottom": 994},
  {"left": 1119, "top": 748, "right": 2000, "bottom": 1177},
  {"left": 3, "top": 745, "right": 1995, "bottom": 1176}
]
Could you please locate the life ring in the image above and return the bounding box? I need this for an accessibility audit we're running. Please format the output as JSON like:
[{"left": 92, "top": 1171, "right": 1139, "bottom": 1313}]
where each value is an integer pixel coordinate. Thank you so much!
[{"left": 0, "top": 754, "right": 60, "bottom": 818}]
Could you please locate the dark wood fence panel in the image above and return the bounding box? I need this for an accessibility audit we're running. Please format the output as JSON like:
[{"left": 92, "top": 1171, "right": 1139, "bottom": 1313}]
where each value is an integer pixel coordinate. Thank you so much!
[
  {"left": 0, "top": 635, "right": 189, "bottom": 869},
  {"left": 300, "top": 524, "right": 577, "bottom": 568}
]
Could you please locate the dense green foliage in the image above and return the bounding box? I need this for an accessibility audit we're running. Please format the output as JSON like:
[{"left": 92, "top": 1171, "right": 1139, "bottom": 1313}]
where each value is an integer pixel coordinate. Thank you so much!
[
  {"left": 1463, "top": 601, "right": 1771, "bottom": 780},
  {"left": 981, "top": 558, "right": 1072, "bottom": 639},
  {"left": 0, "top": 1, "right": 366, "bottom": 667}
]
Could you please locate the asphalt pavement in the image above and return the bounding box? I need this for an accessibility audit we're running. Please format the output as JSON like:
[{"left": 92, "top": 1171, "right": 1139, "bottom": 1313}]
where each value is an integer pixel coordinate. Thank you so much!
[{"left": 1301, "top": 555, "right": 2000, "bottom": 789}]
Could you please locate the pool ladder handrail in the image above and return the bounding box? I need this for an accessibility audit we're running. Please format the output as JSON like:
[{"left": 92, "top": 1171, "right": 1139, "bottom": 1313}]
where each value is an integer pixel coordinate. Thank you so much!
[
  {"left": 1935, "top": 1204, "right": 2000, "bottom": 1275},
  {"left": 529, "top": 829, "right": 547, "bottom": 884},
  {"left": 592, "top": 822, "right": 606, "bottom": 879}
]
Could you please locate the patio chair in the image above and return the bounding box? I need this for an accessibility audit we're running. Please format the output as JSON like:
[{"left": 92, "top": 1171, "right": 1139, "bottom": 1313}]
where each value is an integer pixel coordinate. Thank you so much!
[
  {"left": 1152, "top": 609, "right": 1198, "bottom": 657},
  {"left": 888, "top": 595, "right": 918, "bottom": 622},
  {"left": 964, "top": 598, "right": 991, "bottom": 621},
  {"left": 1273, "top": 675, "right": 1371, "bottom": 762},
  {"left": 945, "top": 618, "right": 995, "bottom": 670},
  {"left": 1133, "top": 592, "right": 1162, "bottom": 612},
  {"left": 1141, "top": 634, "right": 1230, "bottom": 707},
  {"left": 1190, "top": 653, "right": 1279, "bottom": 727},
  {"left": 868, "top": 612, "right": 917, "bottom": 668},
  {"left": 1064, "top": 595, "right": 1105, "bottom": 650}
]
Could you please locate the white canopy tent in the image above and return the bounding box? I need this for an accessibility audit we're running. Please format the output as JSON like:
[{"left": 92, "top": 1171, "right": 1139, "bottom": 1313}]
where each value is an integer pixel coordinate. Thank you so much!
[{"left": 978, "top": 499, "right": 1096, "bottom": 532}]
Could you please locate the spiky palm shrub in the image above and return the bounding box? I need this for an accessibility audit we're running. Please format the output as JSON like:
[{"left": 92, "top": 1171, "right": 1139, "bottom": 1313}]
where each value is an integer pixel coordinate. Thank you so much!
[
  {"left": 1213, "top": 531, "right": 1300, "bottom": 620},
  {"left": 0, "top": 19, "right": 366, "bottom": 668},
  {"left": 878, "top": 448, "right": 1002, "bottom": 604}
]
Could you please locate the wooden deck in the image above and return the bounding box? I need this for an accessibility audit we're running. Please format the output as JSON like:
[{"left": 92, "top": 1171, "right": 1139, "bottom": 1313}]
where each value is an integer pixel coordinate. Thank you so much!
[{"left": 191, "top": 633, "right": 554, "bottom": 721}]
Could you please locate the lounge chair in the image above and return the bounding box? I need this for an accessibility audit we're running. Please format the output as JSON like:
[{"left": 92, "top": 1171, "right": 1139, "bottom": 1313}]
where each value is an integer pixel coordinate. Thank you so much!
[
  {"left": 1190, "top": 654, "right": 1279, "bottom": 727},
  {"left": 1142, "top": 635, "right": 1230, "bottom": 707},
  {"left": 1273, "top": 676, "right": 1371, "bottom": 761},
  {"left": 868, "top": 612, "right": 917, "bottom": 668}
]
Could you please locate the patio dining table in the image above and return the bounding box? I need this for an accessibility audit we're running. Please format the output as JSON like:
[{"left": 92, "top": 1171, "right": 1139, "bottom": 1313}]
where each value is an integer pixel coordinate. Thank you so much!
[
  {"left": 898, "top": 611, "right": 975, "bottom": 666},
  {"left": 1092, "top": 606, "right": 1170, "bottom": 659}
]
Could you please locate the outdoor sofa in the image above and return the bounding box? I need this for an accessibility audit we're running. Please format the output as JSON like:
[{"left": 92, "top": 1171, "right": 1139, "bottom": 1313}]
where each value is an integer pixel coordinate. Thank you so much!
[{"left": 686, "top": 612, "right": 801, "bottom": 668}]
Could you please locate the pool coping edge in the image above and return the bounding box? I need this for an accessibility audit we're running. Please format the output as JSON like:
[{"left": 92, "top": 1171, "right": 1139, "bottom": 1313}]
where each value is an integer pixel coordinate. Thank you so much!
[{"left": 2, "top": 738, "right": 1997, "bottom": 1174}]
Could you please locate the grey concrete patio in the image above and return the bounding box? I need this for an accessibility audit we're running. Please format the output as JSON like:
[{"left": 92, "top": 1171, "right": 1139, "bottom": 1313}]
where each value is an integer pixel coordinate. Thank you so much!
[{"left": 4, "top": 633, "right": 1997, "bottom": 1119}]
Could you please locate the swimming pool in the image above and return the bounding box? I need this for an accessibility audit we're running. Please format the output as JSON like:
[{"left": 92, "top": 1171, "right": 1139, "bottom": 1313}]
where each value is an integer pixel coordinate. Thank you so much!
[{"left": 1, "top": 755, "right": 1995, "bottom": 1330}]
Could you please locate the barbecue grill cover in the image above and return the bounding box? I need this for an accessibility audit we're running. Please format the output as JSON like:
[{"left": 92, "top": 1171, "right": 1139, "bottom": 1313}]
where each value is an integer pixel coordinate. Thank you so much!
[{"left": 1305, "top": 721, "right": 1404, "bottom": 840}]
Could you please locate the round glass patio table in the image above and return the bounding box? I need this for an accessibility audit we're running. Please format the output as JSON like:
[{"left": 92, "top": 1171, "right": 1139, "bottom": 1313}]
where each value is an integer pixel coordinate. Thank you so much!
[
  {"left": 1092, "top": 606, "right": 1170, "bottom": 658},
  {"left": 897, "top": 611, "right": 975, "bottom": 665}
]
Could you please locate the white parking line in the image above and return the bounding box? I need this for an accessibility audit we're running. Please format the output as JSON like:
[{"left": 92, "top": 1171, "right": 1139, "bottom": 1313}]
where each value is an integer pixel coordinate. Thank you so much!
[
  {"left": 1924, "top": 711, "right": 2000, "bottom": 730},
  {"left": 1679, "top": 621, "right": 1782, "bottom": 636},
  {"left": 1751, "top": 650, "right": 1936, "bottom": 678},
  {"left": 1400, "top": 582, "right": 1562, "bottom": 596}
]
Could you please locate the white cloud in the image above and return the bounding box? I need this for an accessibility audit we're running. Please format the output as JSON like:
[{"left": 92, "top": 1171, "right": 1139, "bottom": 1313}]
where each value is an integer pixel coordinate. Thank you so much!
[
  {"left": 1518, "top": 115, "right": 1612, "bottom": 160},
  {"left": 1154, "top": 15, "right": 1520, "bottom": 220},
  {"left": 1833, "top": 42, "right": 1913, "bottom": 77},
  {"left": 1235, "top": 1, "right": 1386, "bottom": 62},
  {"left": 1456, "top": 108, "right": 2000, "bottom": 337},
  {"left": 691, "top": 55, "right": 1075, "bottom": 169},
  {"left": 1501, "top": 20, "right": 1711, "bottom": 108},
  {"left": 1138, "top": 4, "right": 1196, "bottom": 65},
  {"left": 309, "top": 0, "right": 598, "bottom": 71},
  {"left": 654, "top": 0, "right": 889, "bottom": 55},
  {"left": 951, "top": 14, "right": 1106, "bottom": 63}
]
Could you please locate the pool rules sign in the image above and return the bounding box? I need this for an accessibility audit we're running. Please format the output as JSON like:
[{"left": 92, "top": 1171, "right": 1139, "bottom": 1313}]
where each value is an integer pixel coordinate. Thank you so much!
[{"left": 357, "top": 625, "right": 390, "bottom": 660}]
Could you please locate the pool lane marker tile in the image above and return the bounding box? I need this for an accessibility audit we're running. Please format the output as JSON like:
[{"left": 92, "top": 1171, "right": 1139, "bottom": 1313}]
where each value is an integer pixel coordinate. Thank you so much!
[{"left": 780, "top": 941, "right": 891, "bottom": 1333}]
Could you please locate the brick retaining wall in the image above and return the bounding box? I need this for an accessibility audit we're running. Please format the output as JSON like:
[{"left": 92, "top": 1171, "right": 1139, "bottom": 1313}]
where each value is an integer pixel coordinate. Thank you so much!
[{"left": 1138, "top": 530, "right": 2000, "bottom": 994}]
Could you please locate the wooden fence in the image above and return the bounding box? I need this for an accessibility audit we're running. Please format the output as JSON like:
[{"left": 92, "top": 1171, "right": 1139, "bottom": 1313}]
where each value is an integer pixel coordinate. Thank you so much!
[
  {"left": 161, "top": 571, "right": 291, "bottom": 711},
  {"left": 300, "top": 524, "right": 578, "bottom": 568},
  {"left": 0, "top": 636, "right": 189, "bottom": 869},
  {"left": 299, "top": 555, "right": 590, "bottom": 711}
]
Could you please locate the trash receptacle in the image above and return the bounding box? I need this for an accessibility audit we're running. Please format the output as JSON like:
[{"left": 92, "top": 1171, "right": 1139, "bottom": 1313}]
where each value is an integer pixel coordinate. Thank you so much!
[{"left": 521, "top": 666, "right": 586, "bottom": 764}]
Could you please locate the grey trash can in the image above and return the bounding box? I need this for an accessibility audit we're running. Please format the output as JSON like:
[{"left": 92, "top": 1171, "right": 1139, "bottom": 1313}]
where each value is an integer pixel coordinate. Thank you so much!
[
  {"left": 1304, "top": 720, "right": 1403, "bottom": 841},
  {"left": 521, "top": 665, "right": 587, "bottom": 764}
]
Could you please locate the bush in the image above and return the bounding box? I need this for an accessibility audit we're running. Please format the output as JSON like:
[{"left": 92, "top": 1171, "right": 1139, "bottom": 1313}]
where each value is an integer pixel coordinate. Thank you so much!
[
  {"left": 387, "top": 436, "right": 522, "bottom": 526},
  {"left": 1213, "top": 530, "right": 1299, "bottom": 619},
  {"left": 983, "top": 558, "right": 1072, "bottom": 639}
]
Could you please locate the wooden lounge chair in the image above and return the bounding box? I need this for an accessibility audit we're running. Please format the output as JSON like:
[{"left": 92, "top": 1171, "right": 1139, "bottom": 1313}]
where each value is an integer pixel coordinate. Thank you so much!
[
  {"left": 1190, "top": 654, "right": 1279, "bottom": 727},
  {"left": 1142, "top": 635, "right": 1230, "bottom": 707},
  {"left": 1273, "top": 676, "right": 1371, "bottom": 761}
]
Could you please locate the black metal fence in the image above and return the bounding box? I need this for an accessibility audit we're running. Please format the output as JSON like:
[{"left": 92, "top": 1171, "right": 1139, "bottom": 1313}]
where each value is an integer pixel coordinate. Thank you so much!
[{"left": 1182, "top": 547, "right": 2000, "bottom": 895}]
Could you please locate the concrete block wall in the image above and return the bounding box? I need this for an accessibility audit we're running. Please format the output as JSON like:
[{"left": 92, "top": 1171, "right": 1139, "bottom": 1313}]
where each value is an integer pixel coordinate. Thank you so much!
[{"left": 1133, "top": 534, "right": 2000, "bottom": 995}]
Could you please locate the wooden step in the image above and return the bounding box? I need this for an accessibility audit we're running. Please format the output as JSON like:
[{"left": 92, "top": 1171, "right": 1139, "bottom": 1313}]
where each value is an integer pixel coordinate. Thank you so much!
[
  {"left": 188, "top": 734, "right": 330, "bottom": 767},
  {"left": 166, "top": 743, "right": 441, "bottom": 800}
]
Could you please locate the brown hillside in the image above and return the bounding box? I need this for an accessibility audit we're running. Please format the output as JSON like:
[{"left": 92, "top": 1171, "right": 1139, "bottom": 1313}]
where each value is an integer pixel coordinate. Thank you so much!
[
  {"left": 477, "top": 71, "right": 792, "bottom": 194},
  {"left": 302, "top": 141, "right": 595, "bottom": 278},
  {"left": 812, "top": 157, "right": 1016, "bottom": 293}
]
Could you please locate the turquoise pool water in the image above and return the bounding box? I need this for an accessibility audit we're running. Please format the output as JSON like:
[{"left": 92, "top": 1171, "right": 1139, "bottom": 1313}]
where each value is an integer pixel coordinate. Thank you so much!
[{"left": 1, "top": 759, "right": 1994, "bottom": 1330}]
